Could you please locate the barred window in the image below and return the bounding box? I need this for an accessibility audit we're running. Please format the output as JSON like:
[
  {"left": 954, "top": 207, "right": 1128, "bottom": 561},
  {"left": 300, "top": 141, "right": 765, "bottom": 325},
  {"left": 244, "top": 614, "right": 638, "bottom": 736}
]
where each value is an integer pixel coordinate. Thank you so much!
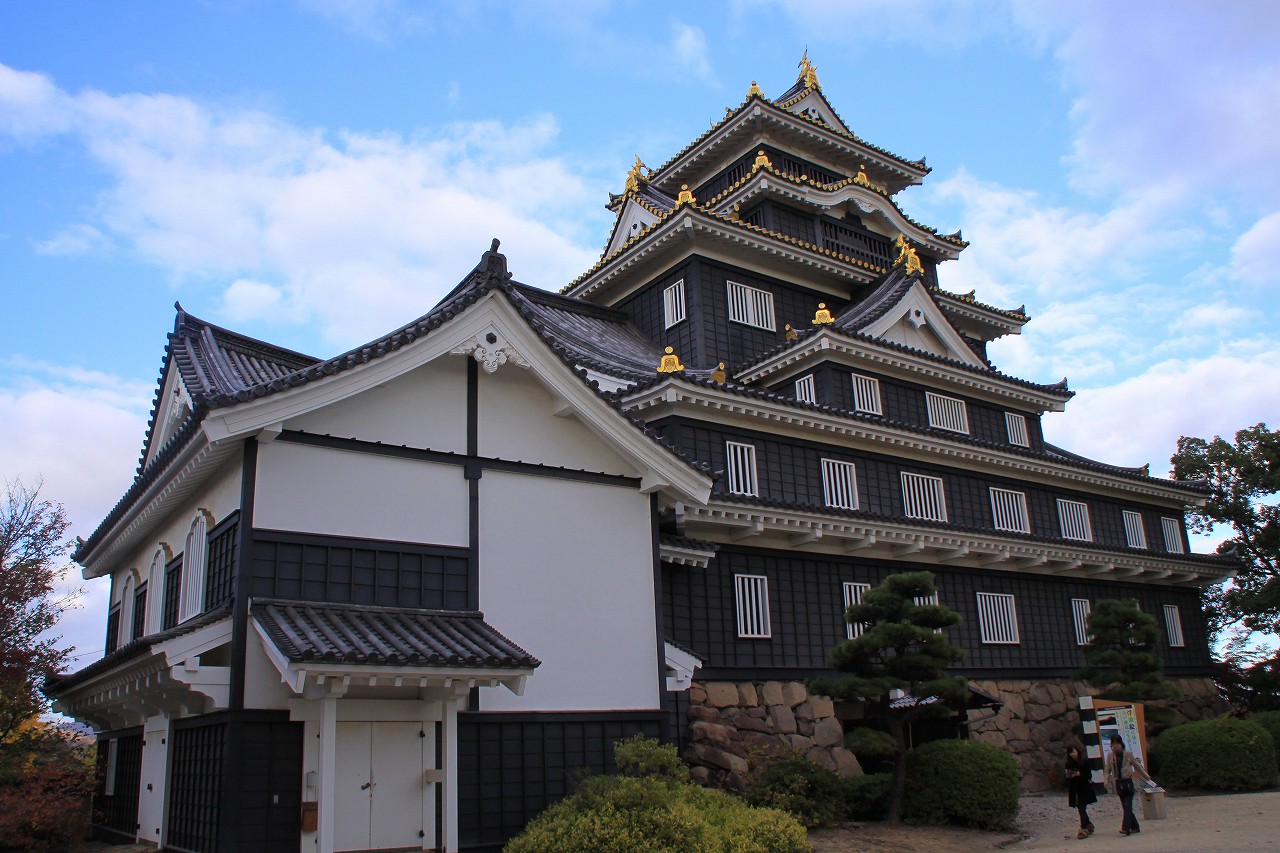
[
  {"left": 180, "top": 513, "right": 208, "bottom": 622},
  {"left": 726, "top": 280, "right": 776, "bottom": 331},
  {"left": 926, "top": 391, "right": 969, "bottom": 434},
  {"left": 843, "top": 582, "right": 871, "bottom": 639},
  {"left": 1057, "top": 498, "right": 1092, "bottom": 541},
  {"left": 735, "top": 574, "right": 771, "bottom": 638},
  {"left": 663, "top": 279, "right": 686, "bottom": 328},
  {"left": 1161, "top": 517, "right": 1185, "bottom": 554},
  {"left": 851, "top": 374, "right": 883, "bottom": 415},
  {"left": 794, "top": 374, "right": 816, "bottom": 404},
  {"left": 989, "top": 487, "right": 1030, "bottom": 533},
  {"left": 1122, "top": 510, "right": 1147, "bottom": 549},
  {"left": 725, "top": 441, "right": 758, "bottom": 497},
  {"left": 901, "top": 472, "right": 947, "bottom": 521},
  {"left": 822, "top": 459, "right": 859, "bottom": 510},
  {"left": 913, "top": 592, "right": 940, "bottom": 607},
  {"left": 1072, "top": 598, "right": 1092, "bottom": 646},
  {"left": 976, "top": 592, "right": 1020, "bottom": 644},
  {"left": 1005, "top": 412, "right": 1029, "bottom": 447},
  {"left": 131, "top": 581, "right": 147, "bottom": 643},
  {"left": 1163, "top": 604, "right": 1185, "bottom": 647}
]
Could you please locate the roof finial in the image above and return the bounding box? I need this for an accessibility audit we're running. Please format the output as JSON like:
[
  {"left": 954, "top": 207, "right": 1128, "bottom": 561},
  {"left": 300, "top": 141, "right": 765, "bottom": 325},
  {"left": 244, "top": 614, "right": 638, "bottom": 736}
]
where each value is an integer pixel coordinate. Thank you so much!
[
  {"left": 753, "top": 149, "right": 772, "bottom": 170},
  {"left": 656, "top": 346, "right": 686, "bottom": 374},
  {"left": 676, "top": 184, "right": 696, "bottom": 207},
  {"left": 893, "top": 234, "right": 925, "bottom": 277},
  {"left": 480, "top": 238, "right": 510, "bottom": 278},
  {"left": 624, "top": 156, "right": 647, "bottom": 194},
  {"left": 812, "top": 303, "right": 835, "bottom": 325},
  {"left": 785, "top": 323, "right": 799, "bottom": 342},
  {"left": 798, "top": 50, "right": 820, "bottom": 90},
  {"left": 710, "top": 362, "right": 727, "bottom": 383},
  {"left": 748, "top": 80, "right": 763, "bottom": 98}
]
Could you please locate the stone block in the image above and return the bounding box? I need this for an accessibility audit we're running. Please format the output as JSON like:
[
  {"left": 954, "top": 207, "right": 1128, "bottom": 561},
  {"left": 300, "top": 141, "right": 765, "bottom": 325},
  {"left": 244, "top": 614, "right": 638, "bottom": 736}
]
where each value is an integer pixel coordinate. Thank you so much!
[
  {"left": 689, "top": 766, "right": 711, "bottom": 786},
  {"left": 761, "top": 681, "right": 785, "bottom": 706},
  {"left": 690, "top": 721, "right": 735, "bottom": 748},
  {"left": 787, "top": 734, "right": 814, "bottom": 752},
  {"left": 794, "top": 702, "right": 814, "bottom": 721},
  {"left": 813, "top": 716, "right": 845, "bottom": 748},
  {"left": 1003, "top": 691, "right": 1026, "bottom": 719},
  {"left": 738, "top": 683, "right": 759, "bottom": 707},
  {"left": 810, "top": 695, "right": 835, "bottom": 718},
  {"left": 1008, "top": 718, "right": 1031, "bottom": 741},
  {"left": 734, "top": 716, "right": 772, "bottom": 734},
  {"left": 688, "top": 705, "right": 719, "bottom": 723},
  {"left": 979, "top": 730, "right": 1007, "bottom": 747},
  {"left": 769, "top": 704, "right": 798, "bottom": 734},
  {"left": 706, "top": 681, "right": 740, "bottom": 708},
  {"left": 782, "top": 682, "right": 808, "bottom": 707},
  {"left": 832, "top": 747, "right": 863, "bottom": 778},
  {"left": 1024, "top": 702, "right": 1051, "bottom": 722},
  {"left": 689, "top": 686, "right": 707, "bottom": 705},
  {"left": 806, "top": 747, "right": 837, "bottom": 771},
  {"left": 745, "top": 706, "right": 767, "bottom": 719},
  {"left": 689, "top": 742, "right": 748, "bottom": 776},
  {"left": 1031, "top": 683, "right": 1052, "bottom": 706},
  {"left": 797, "top": 719, "right": 814, "bottom": 737}
]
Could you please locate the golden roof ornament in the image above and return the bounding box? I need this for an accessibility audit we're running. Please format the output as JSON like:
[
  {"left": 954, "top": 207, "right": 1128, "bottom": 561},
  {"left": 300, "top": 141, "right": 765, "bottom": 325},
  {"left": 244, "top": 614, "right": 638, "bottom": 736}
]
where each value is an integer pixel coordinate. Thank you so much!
[
  {"left": 676, "top": 184, "right": 695, "bottom": 207},
  {"left": 748, "top": 80, "right": 763, "bottom": 98},
  {"left": 753, "top": 149, "right": 772, "bottom": 170},
  {"left": 710, "top": 362, "right": 727, "bottom": 383},
  {"left": 894, "top": 234, "right": 925, "bottom": 277},
  {"left": 784, "top": 323, "right": 799, "bottom": 342},
  {"left": 812, "top": 303, "right": 835, "bottom": 325},
  {"left": 798, "top": 50, "right": 821, "bottom": 90},
  {"left": 729, "top": 204, "right": 741, "bottom": 221},
  {"left": 624, "top": 156, "right": 646, "bottom": 194},
  {"left": 656, "top": 346, "right": 685, "bottom": 373}
]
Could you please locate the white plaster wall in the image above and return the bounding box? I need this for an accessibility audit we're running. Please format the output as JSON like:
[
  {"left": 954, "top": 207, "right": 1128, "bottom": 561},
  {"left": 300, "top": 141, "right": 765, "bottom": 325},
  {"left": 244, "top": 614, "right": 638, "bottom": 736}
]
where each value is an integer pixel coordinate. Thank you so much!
[
  {"left": 243, "top": 631, "right": 293, "bottom": 710},
  {"left": 287, "top": 357, "right": 467, "bottom": 454},
  {"left": 477, "top": 471, "right": 659, "bottom": 712},
  {"left": 254, "top": 441, "right": 468, "bottom": 547},
  {"left": 136, "top": 716, "right": 169, "bottom": 843},
  {"left": 477, "top": 366, "right": 639, "bottom": 476}
]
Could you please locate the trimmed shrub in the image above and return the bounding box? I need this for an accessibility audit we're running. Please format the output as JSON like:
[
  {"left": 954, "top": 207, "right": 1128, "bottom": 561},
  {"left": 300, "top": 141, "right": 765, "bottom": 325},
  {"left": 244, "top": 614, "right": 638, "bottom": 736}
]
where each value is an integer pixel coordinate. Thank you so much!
[
  {"left": 1151, "top": 717, "right": 1278, "bottom": 791},
  {"left": 903, "top": 739, "right": 1019, "bottom": 829},
  {"left": 842, "top": 772, "right": 891, "bottom": 820},
  {"left": 843, "top": 727, "right": 897, "bottom": 760},
  {"left": 1252, "top": 711, "right": 1280, "bottom": 769},
  {"left": 505, "top": 737, "right": 808, "bottom": 853},
  {"left": 743, "top": 758, "right": 845, "bottom": 827}
]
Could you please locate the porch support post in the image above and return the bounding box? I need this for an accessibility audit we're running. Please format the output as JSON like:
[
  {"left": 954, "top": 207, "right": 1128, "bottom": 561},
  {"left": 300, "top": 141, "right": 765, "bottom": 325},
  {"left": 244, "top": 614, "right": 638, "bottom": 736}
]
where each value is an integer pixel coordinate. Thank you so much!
[
  {"left": 441, "top": 696, "right": 461, "bottom": 853},
  {"left": 317, "top": 687, "right": 341, "bottom": 853}
]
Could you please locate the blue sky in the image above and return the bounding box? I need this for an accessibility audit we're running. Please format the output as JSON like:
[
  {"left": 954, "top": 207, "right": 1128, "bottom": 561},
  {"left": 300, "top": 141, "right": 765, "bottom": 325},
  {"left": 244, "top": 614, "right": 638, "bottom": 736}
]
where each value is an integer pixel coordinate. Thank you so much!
[{"left": 2, "top": 1, "right": 1278, "bottom": 667}]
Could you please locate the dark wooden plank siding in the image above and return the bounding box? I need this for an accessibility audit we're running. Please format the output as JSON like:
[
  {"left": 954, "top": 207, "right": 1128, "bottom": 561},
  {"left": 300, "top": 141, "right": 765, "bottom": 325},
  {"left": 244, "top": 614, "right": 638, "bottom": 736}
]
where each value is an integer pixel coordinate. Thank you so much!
[{"left": 93, "top": 730, "right": 142, "bottom": 841}]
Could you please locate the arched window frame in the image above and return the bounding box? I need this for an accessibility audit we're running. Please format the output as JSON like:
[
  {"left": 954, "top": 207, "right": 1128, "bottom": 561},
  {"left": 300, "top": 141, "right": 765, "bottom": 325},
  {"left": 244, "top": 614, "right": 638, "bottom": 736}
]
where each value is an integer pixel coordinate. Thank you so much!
[
  {"left": 145, "top": 548, "right": 167, "bottom": 634},
  {"left": 179, "top": 511, "right": 212, "bottom": 623},
  {"left": 118, "top": 573, "right": 135, "bottom": 648}
]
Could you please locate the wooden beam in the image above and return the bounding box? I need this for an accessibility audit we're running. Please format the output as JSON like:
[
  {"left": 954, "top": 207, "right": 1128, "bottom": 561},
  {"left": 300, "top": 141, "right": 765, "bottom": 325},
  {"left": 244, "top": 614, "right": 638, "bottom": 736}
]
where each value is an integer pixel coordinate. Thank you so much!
[
  {"left": 730, "top": 521, "right": 764, "bottom": 542},
  {"left": 842, "top": 534, "right": 877, "bottom": 554},
  {"left": 978, "top": 549, "right": 1010, "bottom": 566},
  {"left": 892, "top": 540, "right": 926, "bottom": 558},
  {"left": 790, "top": 529, "right": 823, "bottom": 547},
  {"left": 938, "top": 546, "right": 970, "bottom": 563}
]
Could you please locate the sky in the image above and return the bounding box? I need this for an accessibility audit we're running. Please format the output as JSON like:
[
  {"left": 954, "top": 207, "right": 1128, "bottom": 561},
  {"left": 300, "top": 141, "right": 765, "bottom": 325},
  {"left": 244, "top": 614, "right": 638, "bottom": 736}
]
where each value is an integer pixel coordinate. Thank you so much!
[{"left": 2, "top": 1, "right": 1278, "bottom": 670}]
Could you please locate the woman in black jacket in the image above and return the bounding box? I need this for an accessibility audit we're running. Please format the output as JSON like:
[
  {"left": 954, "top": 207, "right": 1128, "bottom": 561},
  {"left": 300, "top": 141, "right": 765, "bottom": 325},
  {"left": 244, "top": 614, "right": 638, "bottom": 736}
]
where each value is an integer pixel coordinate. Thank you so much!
[{"left": 1065, "top": 742, "right": 1097, "bottom": 838}]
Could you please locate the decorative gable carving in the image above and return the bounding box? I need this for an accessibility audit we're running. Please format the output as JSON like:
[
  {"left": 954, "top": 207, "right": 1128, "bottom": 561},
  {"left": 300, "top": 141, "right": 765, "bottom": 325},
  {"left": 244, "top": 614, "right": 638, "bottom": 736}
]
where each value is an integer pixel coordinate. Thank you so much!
[
  {"left": 606, "top": 198, "right": 662, "bottom": 257},
  {"left": 450, "top": 330, "right": 531, "bottom": 374},
  {"left": 782, "top": 90, "right": 850, "bottom": 135},
  {"left": 859, "top": 280, "right": 986, "bottom": 368}
]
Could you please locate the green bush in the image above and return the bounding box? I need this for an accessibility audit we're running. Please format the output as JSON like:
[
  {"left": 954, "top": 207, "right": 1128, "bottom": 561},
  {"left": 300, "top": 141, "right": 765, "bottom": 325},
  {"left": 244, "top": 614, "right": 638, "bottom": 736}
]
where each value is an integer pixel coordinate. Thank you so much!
[
  {"left": 903, "top": 739, "right": 1019, "bottom": 829},
  {"left": 843, "top": 727, "right": 897, "bottom": 759},
  {"left": 1251, "top": 711, "right": 1280, "bottom": 769},
  {"left": 841, "top": 772, "right": 891, "bottom": 820},
  {"left": 505, "top": 737, "right": 808, "bottom": 853},
  {"left": 1151, "top": 717, "right": 1278, "bottom": 791},
  {"left": 743, "top": 758, "right": 845, "bottom": 827}
]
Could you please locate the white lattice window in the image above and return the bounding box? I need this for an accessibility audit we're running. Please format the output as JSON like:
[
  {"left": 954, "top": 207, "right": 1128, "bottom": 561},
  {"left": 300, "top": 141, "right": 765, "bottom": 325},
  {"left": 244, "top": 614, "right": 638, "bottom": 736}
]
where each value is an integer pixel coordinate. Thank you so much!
[
  {"left": 726, "top": 280, "right": 776, "bottom": 331},
  {"left": 1163, "top": 604, "right": 1185, "bottom": 647},
  {"left": 926, "top": 392, "right": 969, "bottom": 434},
  {"left": 901, "top": 472, "right": 947, "bottom": 521},
  {"left": 1122, "top": 510, "right": 1147, "bottom": 549},
  {"left": 1161, "top": 517, "right": 1185, "bottom": 554},
  {"left": 735, "top": 574, "right": 771, "bottom": 638},
  {"left": 843, "top": 582, "right": 871, "bottom": 639},
  {"left": 1005, "top": 412, "right": 1029, "bottom": 447},
  {"left": 913, "top": 592, "right": 940, "bottom": 607},
  {"left": 180, "top": 513, "right": 208, "bottom": 622},
  {"left": 795, "top": 374, "right": 816, "bottom": 404},
  {"left": 1072, "top": 598, "right": 1092, "bottom": 646},
  {"left": 851, "top": 374, "right": 882, "bottom": 415},
  {"left": 663, "top": 279, "right": 686, "bottom": 328},
  {"left": 989, "top": 487, "right": 1030, "bottom": 533},
  {"left": 725, "top": 441, "right": 758, "bottom": 496},
  {"left": 1057, "top": 499, "right": 1092, "bottom": 541},
  {"left": 822, "top": 459, "right": 859, "bottom": 510},
  {"left": 976, "top": 592, "right": 1020, "bottom": 644}
]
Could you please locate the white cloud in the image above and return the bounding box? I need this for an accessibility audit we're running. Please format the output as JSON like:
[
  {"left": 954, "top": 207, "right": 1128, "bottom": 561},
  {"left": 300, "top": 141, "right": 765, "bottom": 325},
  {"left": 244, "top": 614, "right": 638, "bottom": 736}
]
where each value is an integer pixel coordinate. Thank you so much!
[
  {"left": 670, "top": 23, "right": 716, "bottom": 86},
  {"left": 295, "top": 0, "right": 429, "bottom": 40},
  {"left": 33, "top": 223, "right": 110, "bottom": 256},
  {"left": 222, "top": 278, "right": 285, "bottom": 321},
  {"left": 1230, "top": 211, "right": 1280, "bottom": 286}
]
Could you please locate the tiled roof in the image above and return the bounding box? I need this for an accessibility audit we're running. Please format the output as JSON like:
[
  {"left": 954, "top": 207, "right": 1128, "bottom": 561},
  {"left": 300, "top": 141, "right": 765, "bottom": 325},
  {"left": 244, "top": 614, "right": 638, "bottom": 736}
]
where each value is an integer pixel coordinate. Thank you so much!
[
  {"left": 832, "top": 268, "right": 918, "bottom": 334},
  {"left": 930, "top": 287, "right": 1027, "bottom": 322},
  {"left": 515, "top": 285, "right": 661, "bottom": 380},
  {"left": 44, "top": 603, "right": 233, "bottom": 696},
  {"left": 251, "top": 599, "right": 540, "bottom": 669},
  {"left": 170, "top": 307, "right": 319, "bottom": 400},
  {"left": 659, "top": 534, "right": 720, "bottom": 553}
]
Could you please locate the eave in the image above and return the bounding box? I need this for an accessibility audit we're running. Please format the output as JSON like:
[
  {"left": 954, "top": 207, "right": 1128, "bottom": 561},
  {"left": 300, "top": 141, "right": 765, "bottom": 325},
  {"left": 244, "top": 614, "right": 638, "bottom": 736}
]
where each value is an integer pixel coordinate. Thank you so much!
[
  {"left": 734, "top": 328, "right": 1070, "bottom": 412},
  {"left": 932, "top": 289, "right": 1027, "bottom": 337},
  {"left": 622, "top": 379, "right": 1205, "bottom": 505},
  {"left": 683, "top": 501, "right": 1234, "bottom": 587}
]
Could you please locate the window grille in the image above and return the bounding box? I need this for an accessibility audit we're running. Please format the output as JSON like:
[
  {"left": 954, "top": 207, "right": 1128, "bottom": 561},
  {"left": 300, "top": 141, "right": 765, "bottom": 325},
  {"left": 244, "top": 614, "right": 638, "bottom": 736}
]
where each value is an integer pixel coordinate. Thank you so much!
[
  {"left": 180, "top": 514, "right": 208, "bottom": 622},
  {"left": 913, "top": 592, "right": 940, "bottom": 607},
  {"left": 131, "top": 582, "right": 147, "bottom": 643},
  {"left": 1057, "top": 498, "right": 1092, "bottom": 541},
  {"left": 1161, "top": 517, "right": 1185, "bottom": 554},
  {"left": 734, "top": 574, "right": 771, "bottom": 638},
  {"left": 901, "top": 472, "right": 947, "bottom": 521},
  {"left": 1163, "top": 604, "right": 1185, "bottom": 647},
  {"left": 725, "top": 441, "right": 758, "bottom": 496},
  {"left": 1005, "top": 412, "right": 1029, "bottom": 446},
  {"left": 726, "top": 280, "right": 776, "bottom": 331},
  {"left": 663, "top": 279, "right": 686, "bottom": 328},
  {"left": 989, "top": 487, "right": 1031, "bottom": 533},
  {"left": 851, "top": 374, "right": 883, "bottom": 415},
  {"left": 794, "top": 374, "right": 816, "bottom": 404},
  {"left": 843, "top": 582, "right": 871, "bottom": 639},
  {"left": 1072, "top": 598, "right": 1092, "bottom": 645},
  {"left": 1122, "top": 510, "right": 1147, "bottom": 549},
  {"left": 926, "top": 391, "right": 969, "bottom": 434},
  {"left": 163, "top": 556, "right": 182, "bottom": 631},
  {"left": 822, "top": 459, "right": 859, "bottom": 510},
  {"left": 976, "top": 592, "right": 1020, "bottom": 644},
  {"left": 104, "top": 606, "right": 121, "bottom": 655}
]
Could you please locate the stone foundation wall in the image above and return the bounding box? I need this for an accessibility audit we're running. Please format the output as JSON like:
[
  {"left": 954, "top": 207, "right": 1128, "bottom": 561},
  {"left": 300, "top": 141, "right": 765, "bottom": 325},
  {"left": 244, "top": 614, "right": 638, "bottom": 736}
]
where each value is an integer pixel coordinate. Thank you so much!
[
  {"left": 683, "top": 680, "right": 861, "bottom": 789},
  {"left": 967, "top": 676, "right": 1227, "bottom": 791}
]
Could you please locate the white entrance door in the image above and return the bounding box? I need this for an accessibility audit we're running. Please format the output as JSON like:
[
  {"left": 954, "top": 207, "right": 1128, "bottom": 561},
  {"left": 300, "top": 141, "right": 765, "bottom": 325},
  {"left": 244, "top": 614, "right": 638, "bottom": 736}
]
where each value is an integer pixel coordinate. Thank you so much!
[{"left": 335, "top": 722, "right": 427, "bottom": 852}]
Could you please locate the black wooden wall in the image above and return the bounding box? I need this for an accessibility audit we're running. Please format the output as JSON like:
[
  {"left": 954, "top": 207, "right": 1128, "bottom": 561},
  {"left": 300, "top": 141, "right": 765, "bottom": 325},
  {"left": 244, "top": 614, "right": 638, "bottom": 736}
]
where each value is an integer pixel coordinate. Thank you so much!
[{"left": 92, "top": 728, "right": 142, "bottom": 841}]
